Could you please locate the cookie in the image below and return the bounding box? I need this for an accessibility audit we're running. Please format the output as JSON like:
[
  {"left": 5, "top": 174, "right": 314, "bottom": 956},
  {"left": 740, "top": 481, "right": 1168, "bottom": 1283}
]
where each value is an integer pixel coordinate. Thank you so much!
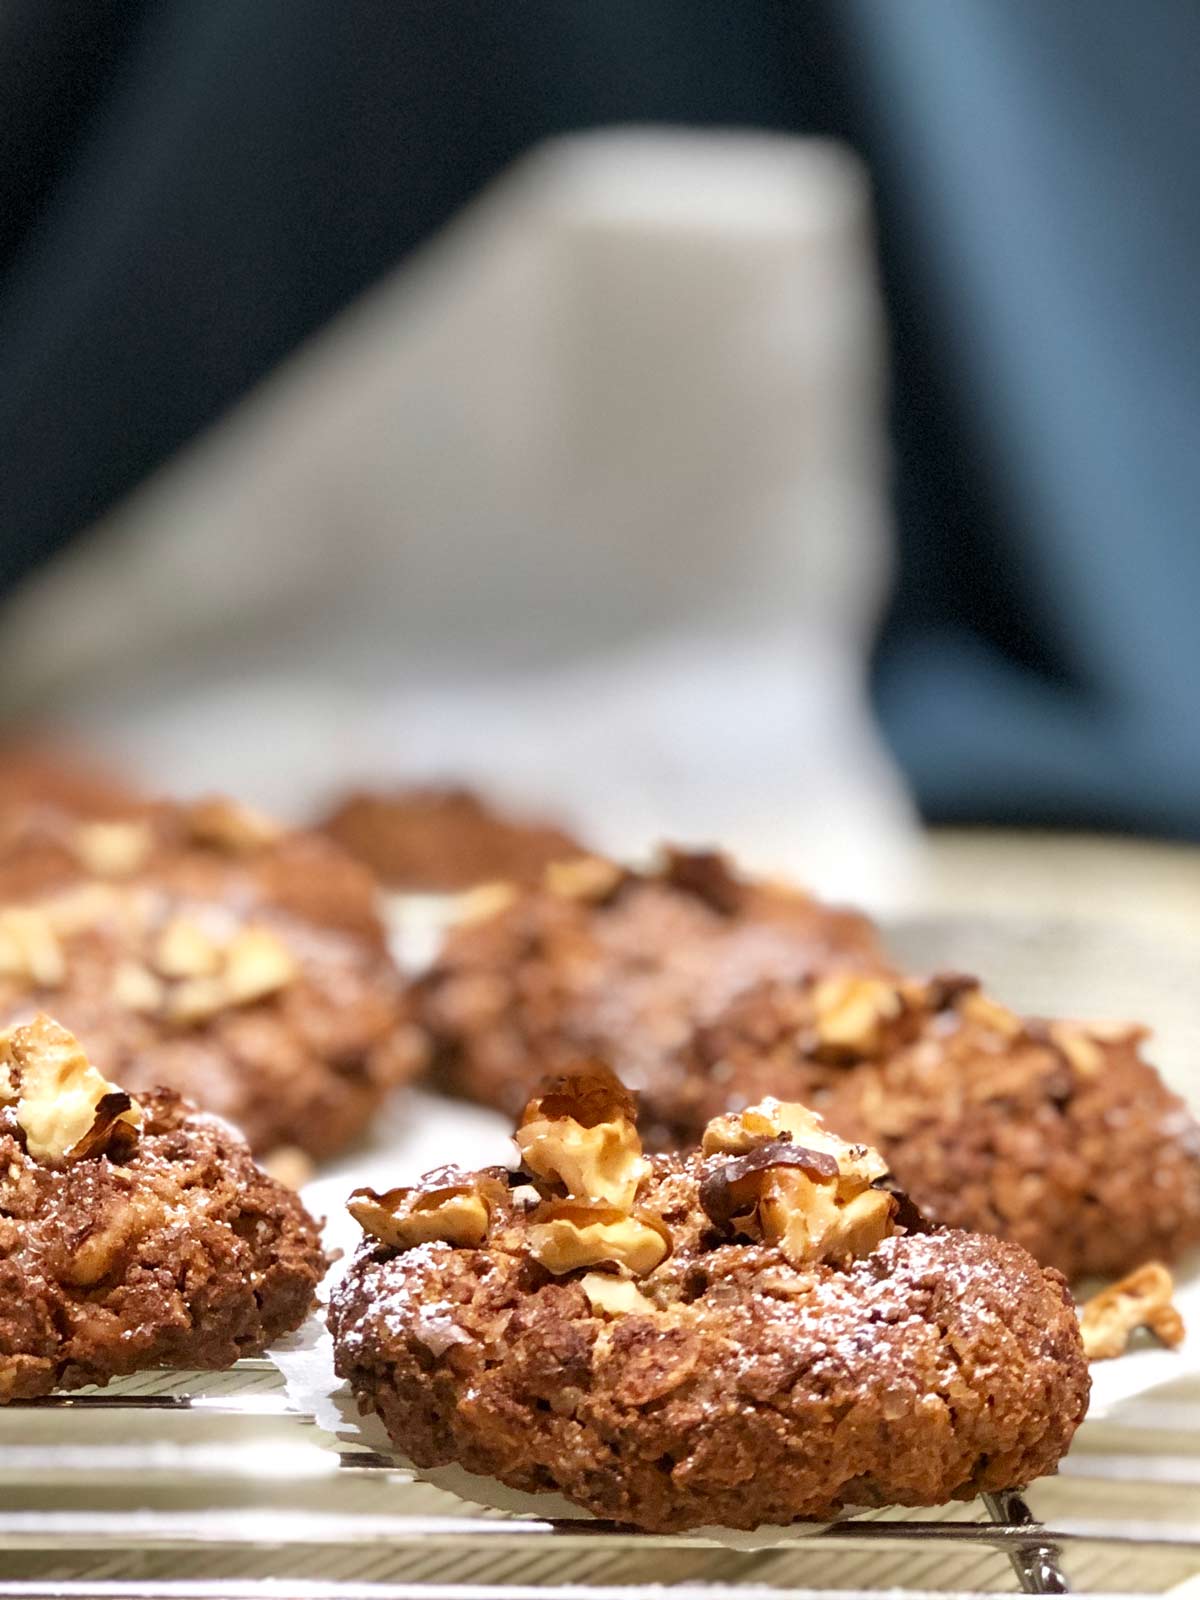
[
  {"left": 671, "top": 973, "right": 1200, "bottom": 1280},
  {"left": 330, "top": 1070, "right": 1088, "bottom": 1532},
  {"left": 414, "top": 849, "right": 885, "bottom": 1138},
  {"left": 0, "top": 798, "right": 420, "bottom": 1159},
  {"left": 320, "top": 785, "right": 583, "bottom": 893},
  {"left": 0, "top": 1016, "right": 326, "bottom": 1401}
]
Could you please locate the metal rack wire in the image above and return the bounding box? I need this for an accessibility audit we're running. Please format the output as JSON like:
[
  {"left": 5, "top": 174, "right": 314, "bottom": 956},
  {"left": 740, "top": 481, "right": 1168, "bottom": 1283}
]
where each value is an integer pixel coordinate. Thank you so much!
[{"left": 3, "top": 1364, "right": 1200, "bottom": 1598}]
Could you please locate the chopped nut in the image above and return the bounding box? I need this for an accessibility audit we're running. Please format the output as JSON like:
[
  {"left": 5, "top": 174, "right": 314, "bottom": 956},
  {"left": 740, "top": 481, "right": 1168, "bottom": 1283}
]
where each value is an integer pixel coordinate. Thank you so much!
[
  {"left": 543, "top": 855, "right": 625, "bottom": 903},
  {"left": 527, "top": 1200, "right": 671, "bottom": 1276},
  {"left": 44, "top": 883, "right": 130, "bottom": 937},
  {"left": 958, "top": 989, "right": 1024, "bottom": 1039},
  {"left": 349, "top": 1174, "right": 504, "bottom": 1250},
  {"left": 699, "top": 1100, "right": 896, "bottom": 1267},
  {"left": 580, "top": 1271, "right": 656, "bottom": 1316},
  {"left": 221, "top": 926, "right": 298, "bottom": 1005},
  {"left": 112, "top": 960, "right": 167, "bottom": 1013},
  {"left": 73, "top": 820, "right": 153, "bottom": 878},
  {"left": 456, "top": 881, "right": 518, "bottom": 925},
  {"left": 165, "top": 975, "right": 229, "bottom": 1024},
  {"left": 185, "top": 797, "right": 282, "bottom": 853},
  {"left": 811, "top": 974, "right": 905, "bottom": 1057},
  {"left": 0, "top": 908, "right": 65, "bottom": 988},
  {"left": 702, "top": 1097, "right": 888, "bottom": 1185},
  {"left": 261, "top": 1145, "right": 316, "bottom": 1191},
  {"left": 1079, "top": 1263, "right": 1185, "bottom": 1361},
  {"left": 1047, "top": 1023, "right": 1106, "bottom": 1080},
  {"left": 699, "top": 1139, "right": 840, "bottom": 1229},
  {"left": 5, "top": 1016, "right": 140, "bottom": 1164},
  {"left": 516, "top": 1066, "right": 648, "bottom": 1207},
  {"left": 154, "top": 917, "right": 223, "bottom": 979}
]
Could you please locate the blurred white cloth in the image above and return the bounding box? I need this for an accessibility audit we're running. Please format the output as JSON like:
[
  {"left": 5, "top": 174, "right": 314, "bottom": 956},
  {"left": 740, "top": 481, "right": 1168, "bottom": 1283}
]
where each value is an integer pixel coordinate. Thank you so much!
[{"left": 0, "top": 129, "right": 919, "bottom": 905}]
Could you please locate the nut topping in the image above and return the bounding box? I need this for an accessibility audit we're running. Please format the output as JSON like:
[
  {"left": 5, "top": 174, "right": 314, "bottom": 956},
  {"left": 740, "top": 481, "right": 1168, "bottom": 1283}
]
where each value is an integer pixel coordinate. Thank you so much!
[
  {"left": 698, "top": 1100, "right": 896, "bottom": 1267},
  {"left": 184, "top": 797, "right": 282, "bottom": 853},
  {"left": 72, "top": 820, "right": 154, "bottom": 878},
  {"left": 1079, "top": 1263, "right": 1185, "bottom": 1361},
  {"left": 222, "top": 926, "right": 299, "bottom": 1005},
  {"left": 2, "top": 1015, "right": 141, "bottom": 1164},
  {"left": 699, "top": 1140, "right": 839, "bottom": 1229},
  {"left": 1046, "top": 1023, "right": 1106, "bottom": 1080},
  {"left": 162, "top": 924, "right": 299, "bottom": 1022},
  {"left": 112, "top": 960, "right": 167, "bottom": 1013},
  {"left": 701, "top": 1097, "right": 887, "bottom": 1185},
  {"left": 457, "top": 881, "right": 519, "bottom": 925},
  {"left": 0, "top": 908, "right": 65, "bottom": 988},
  {"left": 349, "top": 1174, "right": 504, "bottom": 1251},
  {"left": 543, "top": 855, "right": 625, "bottom": 904},
  {"left": 958, "top": 989, "right": 1024, "bottom": 1039},
  {"left": 580, "top": 1271, "right": 656, "bottom": 1316},
  {"left": 154, "top": 917, "right": 223, "bottom": 979},
  {"left": 515, "top": 1067, "right": 649, "bottom": 1208},
  {"left": 811, "top": 974, "right": 907, "bottom": 1057},
  {"left": 527, "top": 1200, "right": 671, "bottom": 1276}
]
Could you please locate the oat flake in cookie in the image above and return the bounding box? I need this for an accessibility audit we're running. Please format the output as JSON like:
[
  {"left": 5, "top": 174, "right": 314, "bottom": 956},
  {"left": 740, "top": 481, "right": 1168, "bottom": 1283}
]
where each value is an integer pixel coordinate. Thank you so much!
[
  {"left": 413, "top": 848, "right": 885, "bottom": 1138},
  {"left": 0, "top": 1016, "right": 326, "bottom": 1401},
  {"left": 329, "top": 1068, "right": 1089, "bottom": 1533},
  {"left": 0, "top": 797, "right": 422, "bottom": 1161}
]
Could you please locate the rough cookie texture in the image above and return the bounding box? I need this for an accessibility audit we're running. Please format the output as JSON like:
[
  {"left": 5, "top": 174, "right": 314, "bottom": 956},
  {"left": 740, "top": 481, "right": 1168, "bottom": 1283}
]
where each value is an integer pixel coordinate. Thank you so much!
[
  {"left": 0, "top": 798, "right": 419, "bottom": 1159},
  {"left": 0, "top": 1018, "right": 325, "bottom": 1401},
  {"left": 414, "top": 849, "right": 885, "bottom": 1139},
  {"left": 330, "top": 1084, "right": 1088, "bottom": 1532},
  {"left": 673, "top": 976, "right": 1200, "bottom": 1280},
  {"left": 320, "top": 785, "right": 583, "bottom": 892}
]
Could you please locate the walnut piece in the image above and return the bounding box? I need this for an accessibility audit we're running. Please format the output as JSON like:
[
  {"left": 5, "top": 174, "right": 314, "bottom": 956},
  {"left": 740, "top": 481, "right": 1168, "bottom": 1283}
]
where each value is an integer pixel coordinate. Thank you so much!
[
  {"left": 699, "top": 1100, "right": 895, "bottom": 1267},
  {"left": 155, "top": 917, "right": 223, "bottom": 979},
  {"left": 1047, "top": 1022, "right": 1106, "bottom": 1080},
  {"left": 184, "top": 797, "right": 282, "bottom": 853},
  {"left": 1079, "top": 1263, "right": 1185, "bottom": 1361},
  {"left": 543, "top": 855, "right": 625, "bottom": 903},
  {"left": 222, "top": 926, "right": 299, "bottom": 1005},
  {"left": 112, "top": 960, "right": 167, "bottom": 1013},
  {"left": 261, "top": 1144, "right": 316, "bottom": 1191},
  {"left": 515, "top": 1066, "right": 649, "bottom": 1208},
  {"left": 958, "top": 988, "right": 1024, "bottom": 1039},
  {"left": 457, "top": 881, "right": 519, "bottom": 925},
  {"left": 0, "top": 907, "right": 65, "bottom": 987},
  {"left": 2, "top": 1015, "right": 141, "bottom": 1164},
  {"left": 810, "top": 974, "right": 908, "bottom": 1057},
  {"left": 73, "top": 820, "right": 154, "bottom": 878},
  {"left": 702, "top": 1097, "right": 887, "bottom": 1183},
  {"left": 527, "top": 1200, "right": 671, "bottom": 1276},
  {"left": 580, "top": 1271, "right": 656, "bottom": 1317},
  {"left": 162, "top": 923, "right": 299, "bottom": 1022},
  {"left": 349, "top": 1174, "right": 503, "bottom": 1250}
]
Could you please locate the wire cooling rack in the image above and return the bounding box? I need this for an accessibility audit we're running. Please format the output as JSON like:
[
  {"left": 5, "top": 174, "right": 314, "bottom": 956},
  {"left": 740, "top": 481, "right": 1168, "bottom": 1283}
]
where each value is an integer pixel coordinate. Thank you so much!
[
  {"left": 4, "top": 889, "right": 1199, "bottom": 1599},
  {"left": 2, "top": 1359, "right": 1200, "bottom": 1597}
]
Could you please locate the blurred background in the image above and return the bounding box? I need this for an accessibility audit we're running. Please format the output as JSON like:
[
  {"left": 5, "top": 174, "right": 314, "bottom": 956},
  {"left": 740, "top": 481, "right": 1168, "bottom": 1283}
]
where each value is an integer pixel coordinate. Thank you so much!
[{"left": 0, "top": 0, "right": 1196, "bottom": 907}]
